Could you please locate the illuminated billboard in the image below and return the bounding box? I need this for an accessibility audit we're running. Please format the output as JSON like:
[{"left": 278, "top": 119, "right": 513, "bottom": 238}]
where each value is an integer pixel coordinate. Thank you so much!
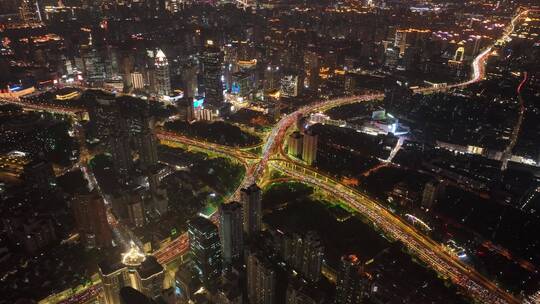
[{"left": 194, "top": 97, "right": 204, "bottom": 108}]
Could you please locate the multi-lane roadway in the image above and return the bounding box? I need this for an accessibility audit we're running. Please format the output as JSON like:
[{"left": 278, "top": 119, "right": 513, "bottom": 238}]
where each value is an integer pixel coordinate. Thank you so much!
[
  {"left": 9, "top": 8, "right": 531, "bottom": 304},
  {"left": 148, "top": 9, "right": 531, "bottom": 304}
]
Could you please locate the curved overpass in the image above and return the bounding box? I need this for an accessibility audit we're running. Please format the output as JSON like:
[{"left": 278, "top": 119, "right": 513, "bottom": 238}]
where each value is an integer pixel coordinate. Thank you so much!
[{"left": 42, "top": 8, "right": 535, "bottom": 304}]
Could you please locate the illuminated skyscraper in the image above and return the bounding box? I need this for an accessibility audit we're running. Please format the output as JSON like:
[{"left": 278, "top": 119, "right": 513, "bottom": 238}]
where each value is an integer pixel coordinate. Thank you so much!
[
  {"left": 241, "top": 183, "right": 262, "bottom": 238},
  {"left": 454, "top": 46, "right": 465, "bottom": 62},
  {"left": 188, "top": 216, "right": 222, "bottom": 291},
  {"left": 99, "top": 245, "right": 164, "bottom": 304},
  {"left": 280, "top": 73, "right": 303, "bottom": 97},
  {"left": 219, "top": 201, "right": 244, "bottom": 266},
  {"left": 302, "top": 129, "right": 318, "bottom": 165},
  {"left": 154, "top": 49, "right": 171, "bottom": 96},
  {"left": 81, "top": 44, "right": 106, "bottom": 84},
  {"left": 287, "top": 131, "right": 303, "bottom": 158},
  {"left": 130, "top": 71, "right": 145, "bottom": 90},
  {"left": 200, "top": 44, "right": 224, "bottom": 105}
]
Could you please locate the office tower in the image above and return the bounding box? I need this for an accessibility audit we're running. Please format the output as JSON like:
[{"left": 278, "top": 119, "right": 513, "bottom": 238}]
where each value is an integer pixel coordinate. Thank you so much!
[
  {"left": 188, "top": 216, "right": 222, "bottom": 291},
  {"left": 72, "top": 191, "right": 112, "bottom": 248},
  {"left": 247, "top": 252, "right": 276, "bottom": 304},
  {"left": 79, "top": 33, "right": 106, "bottom": 83},
  {"left": 200, "top": 45, "right": 224, "bottom": 105},
  {"left": 241, "top": 183, "right": 262, "bottom": 238},
  {"left": 81, "top": 45, "right": 106, "bottom": 84},
  {"left": 154, "top": 49, "right": 171, "bottom": 96},
  {"left": 336, "top": 255, "right": 367, "bottom": 304},
  {"left": 231, "top": 71, "right": 254, "bottom": 97},
  {"left": 219, "top": 202, "right": 244, "bottom": 266},
  {"left": 177, "top": 97, "right": 195, "bottom": 123},
  {"left": 283, "top": 231, "right": 323, "bottom": 282},
  {"left": 99, "top": 245, "right": 164, "bottom": 304},
  {"left": 302, "top": 129, "right": 318, "bottom": 165}
]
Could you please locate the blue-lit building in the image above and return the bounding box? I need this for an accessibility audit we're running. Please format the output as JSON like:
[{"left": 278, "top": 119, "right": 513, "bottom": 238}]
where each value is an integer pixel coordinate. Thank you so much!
[
  {"left": 231, "top": 71, "right": 254, "bottom": 97},
  {"left": 188, "top": 216, "right": 222, "bottom": 291}
]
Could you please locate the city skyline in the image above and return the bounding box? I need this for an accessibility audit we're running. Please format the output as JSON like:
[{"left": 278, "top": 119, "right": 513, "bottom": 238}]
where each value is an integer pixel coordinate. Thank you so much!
[{"left": 0, "top": 1, "right": 539, "bottom": 304}]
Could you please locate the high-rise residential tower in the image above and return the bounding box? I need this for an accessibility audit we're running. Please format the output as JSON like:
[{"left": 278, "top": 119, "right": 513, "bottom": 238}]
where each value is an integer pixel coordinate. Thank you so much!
[
  {"left": 241, "top": 183, "right": 262, "bottom": 238},
  {"left": 302, "top": 129, "right": 318, "bottom": 165},
  {"left": 219, "top": 201, "right": 244, "bottom": 266},
  {"left": 154, "top": 49, "right": 171, "bottom": 96},
  {"left": 336, "top": 254, "right": 368, "bottom": 304},
  {"left": 247, "top": 252, "right": 276, "bottom": 304}
]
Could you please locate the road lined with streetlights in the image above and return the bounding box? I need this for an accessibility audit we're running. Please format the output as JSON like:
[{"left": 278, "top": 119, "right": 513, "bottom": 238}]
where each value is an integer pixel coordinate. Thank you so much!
[
  {"left": 146, "top": 9, "right": 532, "bottom": 304},
  {"left": 9, "top": 8, "right": 531, "bottom": 304}
]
